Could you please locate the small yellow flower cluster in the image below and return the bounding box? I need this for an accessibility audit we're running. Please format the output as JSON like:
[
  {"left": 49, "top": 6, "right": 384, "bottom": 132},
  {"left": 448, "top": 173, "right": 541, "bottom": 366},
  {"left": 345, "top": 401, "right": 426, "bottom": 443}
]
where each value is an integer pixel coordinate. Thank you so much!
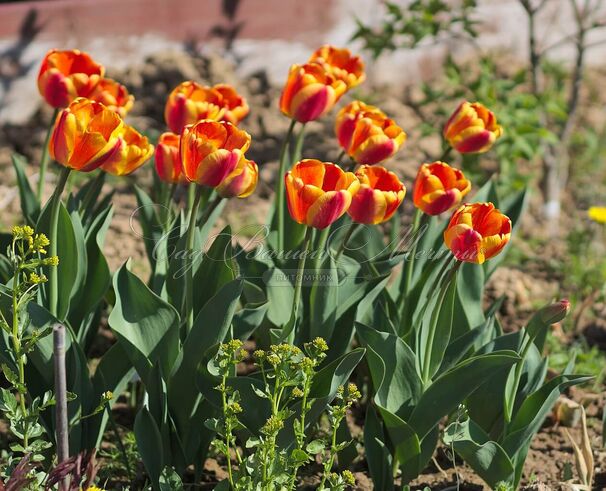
[
  {"left": 261, "top": 415, "right": 284, "bottom": 436},
  {"left": 11, "top": 225, "right": 34, "bottom": 240},
  {"left": 219, "top": 339, "right": 248, "bottom": 363},
  {"left": 29, "top": 272, "right": 48, "bottom": 284},
  {"left": 11, "top": 225, "right": 56, "bottom": 260}
]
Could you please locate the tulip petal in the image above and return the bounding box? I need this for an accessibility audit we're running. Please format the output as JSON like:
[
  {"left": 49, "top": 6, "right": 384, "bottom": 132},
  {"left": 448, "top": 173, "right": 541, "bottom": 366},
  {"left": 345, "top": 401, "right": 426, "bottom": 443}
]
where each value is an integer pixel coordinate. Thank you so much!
[{"left": 307, "top": 190, "right": 351, "bottom": 229}]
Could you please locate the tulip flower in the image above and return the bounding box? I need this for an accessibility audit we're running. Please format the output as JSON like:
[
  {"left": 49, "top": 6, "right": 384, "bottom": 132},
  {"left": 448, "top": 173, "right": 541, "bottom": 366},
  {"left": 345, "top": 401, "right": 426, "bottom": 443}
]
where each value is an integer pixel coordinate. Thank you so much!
[
  {"left": 89, "top": 78, "right": 134, "bottom": 117},
  {"left": 101, "top": 125, "right": 153, "bottom": 176},
  {"left": 413, "top": 162, "right": 471, "bottom": 215},
  {"left": 348, "top": 165, "right": 405, "bottom": 224},
  {"left": 164, "top": 81, "right": 224, "bottom": 134},
  {"left": 444, "top": 202, "right": 511, "bottom": 264},
  {"left": 216, "top": 158, "right": 258, "bottom": 198},
  {"left": 309, "top": 45, "right": 365, "bottom": 89},
  {"left": 155, "top": 132, "right": 185, "bottom": 183},
  {"left": 335, "top": 101, "right": 406, "bottom": 165},
  {"left": 49, "top": 98, "right": 124, "bottom": 172},
  {"left": 37, "top": 49, "right": 104, "bottom": 108},
  {"left": 443, "top": 101, "right": 503, "bottom": 153},
  {"left": 280, "top": 63, "right": 347, "bottom": 123},
  {"left": 214, "top": 83, "right": 250, "bottom": 125},
  {"left": 285, "top": 159, "right": 359, "bottom": 229},
  {"left": 180, "top": 120, "right": 251, "bottom": 187}
]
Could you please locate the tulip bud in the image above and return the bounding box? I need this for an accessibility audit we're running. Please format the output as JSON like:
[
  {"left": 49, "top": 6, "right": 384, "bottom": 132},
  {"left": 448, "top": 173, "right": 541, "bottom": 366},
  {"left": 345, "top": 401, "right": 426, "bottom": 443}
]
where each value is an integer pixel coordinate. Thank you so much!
[
  {"left": 217, "top": 158, "right": 258, "bottom": 198},
  {"left": 444, "top": 101, "right": 503, "bottom": 153},
  {"left": 49, "top": 98, "right": 124, "bottom": 172},
  {"left": 348, "top": 165, "right": 405, "bottom": 224},
  {"left": 88, "top": 78, "right": 134, "bottom": 117},
  {"left": 309, "top": 45, "right": 365, "bottom": 89},
  {"left": 413, "top": 162, "right": 471, "bottom": 215},
  {"left": 538, "top": 299, "right": 571, "bottom": 325},
  {"left": 155, "top": 132, "right": 185, "bottom": 183},
  {"left": 285, "top": 159, "right": 359, "bottom": 229},
  {"left": 180, "top": 120, "right": 251, "bottom": 187},
  {"left": 164, "top": 81, "right": 224, "bottom": 134},
  {"left": 335, "top": 101, "right": 406, "bottom": 165},
  {"left": 101, "top": 125, "right": 154, "bottom": 176},
  {"left": 444, "top": 202, "right": 511, "bottom": 264},
  {"left": 279, "top": 63, "right": 347, "bottom": 123},
  {"left": 37, "top": 49, "right": 104, "bottom": 108}
]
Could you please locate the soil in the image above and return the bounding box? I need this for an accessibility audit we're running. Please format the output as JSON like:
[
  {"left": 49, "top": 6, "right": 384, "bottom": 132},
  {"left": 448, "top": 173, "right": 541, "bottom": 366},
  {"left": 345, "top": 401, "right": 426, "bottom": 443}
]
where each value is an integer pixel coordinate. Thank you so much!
[{"left": 1, "top": 50, "right": 605, "bottom": 490}]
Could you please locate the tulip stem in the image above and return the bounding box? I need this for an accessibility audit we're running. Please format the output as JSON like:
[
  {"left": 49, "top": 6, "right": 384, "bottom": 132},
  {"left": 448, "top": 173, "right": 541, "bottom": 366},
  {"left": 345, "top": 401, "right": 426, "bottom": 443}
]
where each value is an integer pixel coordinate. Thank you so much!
[
  {"left": 293, "top": 123, "right": 306, "bottom": 162},
  {"left": 276, "top": 119, "right": 297, "bottom": 255},
  {"left": 185, "top": 185, "right": 204, "bottom": 333},
  {"left": 288, "top": 226, "right": 313, "bottom": 342},
  {"left": 335, "top": 222, "right": 359, "bottom": 262},
  {"left": 438, "top": 145, "right": 452, "bottom": 162},
  {"left": 37, "top": 108, "right": 59, "bottom": 202},
  {"left": 49, "top": 167, "right": 71, "bottom": 317},
  {"left": 421, "top": 260, "right": 461, "bottom": 387},
  {"left": 162, "top": 183, "right": 178, "bottom": 228},
  {"left": 336, "top": 150, "right": 346, "bottom": 163}
]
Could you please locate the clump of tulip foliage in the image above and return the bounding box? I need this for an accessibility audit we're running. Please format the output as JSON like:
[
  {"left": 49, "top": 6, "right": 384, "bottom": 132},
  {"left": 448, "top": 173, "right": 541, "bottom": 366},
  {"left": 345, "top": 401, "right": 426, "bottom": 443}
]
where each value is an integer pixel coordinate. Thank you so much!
[{"left": 0, "top": 45, "right": 590, "bottom": 491}]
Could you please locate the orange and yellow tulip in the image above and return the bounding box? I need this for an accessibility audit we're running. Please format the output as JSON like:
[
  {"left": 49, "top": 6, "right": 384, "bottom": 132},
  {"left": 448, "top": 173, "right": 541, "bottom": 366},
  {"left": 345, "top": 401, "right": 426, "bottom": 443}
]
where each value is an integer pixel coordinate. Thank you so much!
[
  {"left": 180, "top": 120, "right": 251, "bottom": 187},
  {"left": 309, "top": 45, "right": 365, "bottom": 89},
  {"left": 155, "top": 132, "right": 185, "bottom": 183},
  {"left": 164, "top": 82, "right": 249, "bottom": 134},
  {"left": 49, "top": 98, "right": 123, "bottom": 172},
  {"left": 280, "top": 63, "right": 347, "bottom": 123},
  {"left": 37, "top": 49, "right": 104, "bottom": 108},
  {"left": 164, "top": 81, "right": 224, "bottom": 134},
  {"left": 348, "top": 165, "right": 405, "bottom": 224},
  {"left": 443, "top": 101, "right": 503, "bottom": 153},
  {"left": 444, "top": 202, "right": 511, "bottom": 264},
  {"left": 217, "top": 158, "right": 258, "bottom": 198},
  {"left": 336, "top": 101, "right": 406, "bottom": 165},
  {"left": 101, "top": 125, "right": 153, "bottom": 176},
  {"left": 285, "top": 159, "right": 359, "bottom": 229},
  {"left": 413, "top": 162, "right": 471, "bottom": 216},
  {"left": 214, "top": 83, "right": 250, "bottom": 125},
  {"left": 89, "top": 78, "right": 134, "bottom": 117}
]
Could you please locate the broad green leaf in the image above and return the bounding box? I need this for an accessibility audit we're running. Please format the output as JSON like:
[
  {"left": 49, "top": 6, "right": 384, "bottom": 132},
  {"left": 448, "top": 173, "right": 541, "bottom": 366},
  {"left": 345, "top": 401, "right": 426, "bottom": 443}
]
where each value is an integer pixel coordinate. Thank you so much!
[
  {"left": 37, "top": 201, "right": 84, "bottom": 321},
  {"left": 135, "top": 407, "right": 165, "bottom": 490},
  {"left": 502, "top": 374, "right": 592, "bottom": 455},
  {"left": 444, "top": 419, "right": 514, "bottom": 488},
  {"left": 109, "top": 262, "right": 180, "bottom": 384},
  {"left": 364, "top": 405, "right": 394, "bottom": 491},
  {"left": 169, "top": 280, "right": 242, "bottom": 432},
  {"left": 379, "top": 409, "right": 422, "bottom": 482},
  {"left": 12, "top": 153, "right": 40, "bottom": 225},
  {"left": 356, "top": 323, "right": 421, "bottom": 418},
  {"left": 193, "top": 226, "right": 237, "bottom": 315},
  {"left": 309, "top": 255, "right": 338, "bottom": 342},
  {"left": 232, "top": 301, "right": 268, "bottom": 340},
  {"left": 265, "top": 267, "right": 294, "bottom": 326},
  {"left": 69, "top": 204, "right": 113, "bottom": 339},
  {"left": 408, "top": 351, "right": 520, "bottom": 439}
]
